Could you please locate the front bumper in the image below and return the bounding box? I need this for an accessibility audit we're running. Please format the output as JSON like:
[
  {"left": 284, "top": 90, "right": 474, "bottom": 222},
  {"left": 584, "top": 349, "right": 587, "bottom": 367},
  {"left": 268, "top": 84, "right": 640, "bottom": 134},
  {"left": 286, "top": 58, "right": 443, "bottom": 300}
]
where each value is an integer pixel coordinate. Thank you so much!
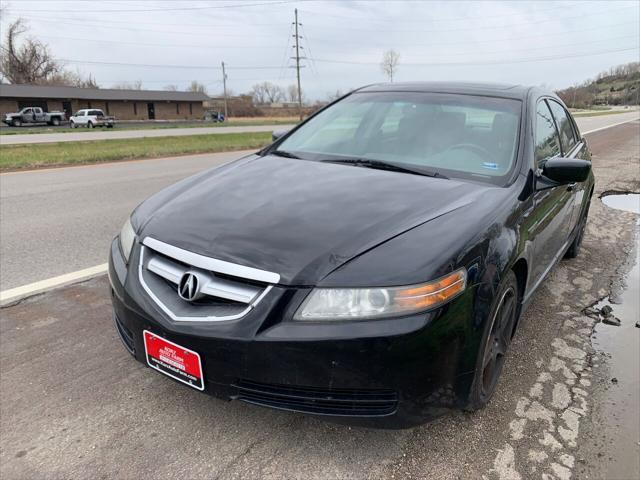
[{"left": 109, "top": 238, "right": 481, "bottom": 427}]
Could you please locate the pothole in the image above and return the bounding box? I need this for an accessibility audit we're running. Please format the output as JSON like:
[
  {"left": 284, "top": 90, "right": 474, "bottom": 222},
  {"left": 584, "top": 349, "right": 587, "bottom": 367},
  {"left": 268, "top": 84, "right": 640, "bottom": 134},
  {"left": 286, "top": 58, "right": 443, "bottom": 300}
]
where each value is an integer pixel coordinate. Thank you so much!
[{"left": 600, "top": 192, "right": 640, "bottom": 215}]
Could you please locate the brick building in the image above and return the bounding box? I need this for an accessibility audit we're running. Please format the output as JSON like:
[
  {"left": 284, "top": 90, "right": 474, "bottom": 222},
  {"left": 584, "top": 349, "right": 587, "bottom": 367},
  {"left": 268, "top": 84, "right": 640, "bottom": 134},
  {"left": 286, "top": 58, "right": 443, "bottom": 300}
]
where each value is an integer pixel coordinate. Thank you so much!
[{"left": 0, "top": 84, "right": 208, "bottom": 121}]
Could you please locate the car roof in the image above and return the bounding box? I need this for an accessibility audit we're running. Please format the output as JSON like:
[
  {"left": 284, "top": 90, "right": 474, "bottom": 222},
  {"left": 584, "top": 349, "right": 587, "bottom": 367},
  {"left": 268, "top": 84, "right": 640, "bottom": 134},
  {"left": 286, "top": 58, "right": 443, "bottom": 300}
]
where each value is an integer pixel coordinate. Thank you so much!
[{"left": 356, "top": 81, "right": 535, "bottom": 100}]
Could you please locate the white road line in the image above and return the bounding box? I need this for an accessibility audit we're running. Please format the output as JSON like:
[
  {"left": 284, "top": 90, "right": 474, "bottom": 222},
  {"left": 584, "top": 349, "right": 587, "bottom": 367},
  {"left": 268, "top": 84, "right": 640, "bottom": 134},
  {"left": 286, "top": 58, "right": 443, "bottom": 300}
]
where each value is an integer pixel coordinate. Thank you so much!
[
  {"left": 2, "top": 115, "right": 638, "bottom": 305},
  {"left": 582, "top": 116, "right": 639, "bottom": 135},
  {"left": 0, "top": 264, "right": 107, "bottom": 306}
]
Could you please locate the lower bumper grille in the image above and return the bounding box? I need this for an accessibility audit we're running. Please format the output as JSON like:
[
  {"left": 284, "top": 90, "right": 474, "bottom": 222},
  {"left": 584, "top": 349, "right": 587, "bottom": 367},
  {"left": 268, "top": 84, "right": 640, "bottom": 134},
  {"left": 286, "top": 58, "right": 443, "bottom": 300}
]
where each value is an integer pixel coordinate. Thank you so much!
[
  {"left": 233, "top": 380, "right": 398, "bottom": 417},
  {"left": 113, "top": 312, "right": 135, "bottom": 354}
]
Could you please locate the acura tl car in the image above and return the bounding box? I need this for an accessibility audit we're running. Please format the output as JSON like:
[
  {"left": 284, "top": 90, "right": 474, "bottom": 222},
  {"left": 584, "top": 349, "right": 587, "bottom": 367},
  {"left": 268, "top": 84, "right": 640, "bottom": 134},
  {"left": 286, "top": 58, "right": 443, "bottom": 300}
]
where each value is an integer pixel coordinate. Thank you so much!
[{"left": 109, "top": 82, "right": 593, "bottom": 427}]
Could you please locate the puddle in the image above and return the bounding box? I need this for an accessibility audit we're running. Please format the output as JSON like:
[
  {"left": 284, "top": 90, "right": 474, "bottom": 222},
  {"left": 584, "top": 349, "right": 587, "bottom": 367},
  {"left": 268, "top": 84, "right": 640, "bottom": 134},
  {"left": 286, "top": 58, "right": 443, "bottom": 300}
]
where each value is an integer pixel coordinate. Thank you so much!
[
  {"left": 601, "top": 193, "right": 640, "bottom": 215},
  {"left": 589, "top": 195, "right": 639, "bottom": 478}
]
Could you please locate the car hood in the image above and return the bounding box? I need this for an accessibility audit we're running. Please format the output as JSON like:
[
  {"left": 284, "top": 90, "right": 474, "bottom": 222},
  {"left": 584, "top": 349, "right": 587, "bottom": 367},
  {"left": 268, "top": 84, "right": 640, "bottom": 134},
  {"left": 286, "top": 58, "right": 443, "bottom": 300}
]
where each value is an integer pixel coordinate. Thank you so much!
[{"left": 139, "top": 154, "right": 491, "bottom": 285}]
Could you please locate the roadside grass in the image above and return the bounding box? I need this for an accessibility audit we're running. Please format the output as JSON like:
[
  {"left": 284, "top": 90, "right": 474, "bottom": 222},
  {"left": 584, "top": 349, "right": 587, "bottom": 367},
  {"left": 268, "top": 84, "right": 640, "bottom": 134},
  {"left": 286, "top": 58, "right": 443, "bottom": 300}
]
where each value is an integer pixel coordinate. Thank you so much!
[
  {"left": 0, "top": 117, "right": 299, "bottom": 135},
  {"left": 0, "top": 132, "right": 272, "bottom": 171},
  {"left": 572, "top": 109, "right": 635, "bottom": 118}
]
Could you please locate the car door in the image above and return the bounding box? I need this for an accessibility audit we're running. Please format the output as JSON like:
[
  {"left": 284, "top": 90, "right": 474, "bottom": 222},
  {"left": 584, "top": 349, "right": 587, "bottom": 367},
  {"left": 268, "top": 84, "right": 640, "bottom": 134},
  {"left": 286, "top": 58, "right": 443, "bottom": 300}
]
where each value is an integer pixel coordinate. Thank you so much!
[
  {"left": 546, "top": 99, "right": 589, "bottom": 232},
  {"left": 34, "top": 108, "right": 45, "bottom": 122},
  {"left": 21, "top": 108, "right": 33, "bottom": 123},
  {"left": 529, "top": 99, "right": 574, "bottom": 286}
]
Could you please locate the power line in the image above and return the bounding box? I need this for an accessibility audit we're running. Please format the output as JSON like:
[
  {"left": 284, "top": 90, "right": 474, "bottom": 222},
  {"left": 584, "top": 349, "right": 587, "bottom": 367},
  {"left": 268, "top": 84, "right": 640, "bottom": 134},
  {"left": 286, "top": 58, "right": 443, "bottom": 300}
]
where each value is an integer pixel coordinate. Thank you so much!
[
  {"left": 314, "top": 46, "right": 639, "bottom": 67},
  {"left": 298, "top": 1, "right": 590, "bottom": 22},
  {"left": 10, "top": 0, "right": 300, "bottom": 14},
  {"left": 36, "top": 34, "right": 285, "bottom": 50},
  {"left": 58, "top": 59, "right": 284, "bottom": 70},
  {"left": 302, "top": 4, "right": 638, "bottom": 34}
]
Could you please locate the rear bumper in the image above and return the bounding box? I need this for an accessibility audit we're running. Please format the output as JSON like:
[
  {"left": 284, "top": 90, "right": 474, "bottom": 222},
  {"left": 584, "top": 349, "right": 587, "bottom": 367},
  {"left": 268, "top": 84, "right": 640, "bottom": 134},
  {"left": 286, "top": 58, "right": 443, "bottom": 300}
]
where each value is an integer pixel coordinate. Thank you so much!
[{"left": 109, "top": 239, "right": 480, "bottom": 427}]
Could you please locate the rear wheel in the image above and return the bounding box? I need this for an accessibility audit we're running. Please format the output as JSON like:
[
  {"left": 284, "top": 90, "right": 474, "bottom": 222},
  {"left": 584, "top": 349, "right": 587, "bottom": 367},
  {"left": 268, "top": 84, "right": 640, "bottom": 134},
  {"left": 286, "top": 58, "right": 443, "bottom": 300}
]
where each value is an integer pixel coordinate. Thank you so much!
[
  {"left": 87, "top": 121, "right": 94, "bottom": 129},
  {"left": 467, "top": 271, "right": 519, "bottom": 410},
  {"left": 51, "top": 117, "right": 60, "bottom": 126}
]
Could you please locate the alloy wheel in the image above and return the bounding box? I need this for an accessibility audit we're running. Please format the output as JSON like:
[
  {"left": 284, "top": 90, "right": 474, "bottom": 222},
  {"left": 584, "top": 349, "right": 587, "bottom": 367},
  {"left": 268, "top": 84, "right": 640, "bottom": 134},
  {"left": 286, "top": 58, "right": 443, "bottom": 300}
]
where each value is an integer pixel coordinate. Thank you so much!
[{"left": 480, "top": 286, "right": 517, "bottom": 399}]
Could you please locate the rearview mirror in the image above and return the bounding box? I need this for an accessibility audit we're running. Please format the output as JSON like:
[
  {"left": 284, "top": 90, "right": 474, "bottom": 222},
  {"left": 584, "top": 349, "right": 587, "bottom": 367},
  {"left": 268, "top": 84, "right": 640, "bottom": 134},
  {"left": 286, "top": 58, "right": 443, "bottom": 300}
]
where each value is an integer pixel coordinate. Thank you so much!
[
  {"left": 272, "top": 129, "right": 289, "bottom": 142},
  {"left": 541, "top": 157, "right": 591, "bottom": 184}
]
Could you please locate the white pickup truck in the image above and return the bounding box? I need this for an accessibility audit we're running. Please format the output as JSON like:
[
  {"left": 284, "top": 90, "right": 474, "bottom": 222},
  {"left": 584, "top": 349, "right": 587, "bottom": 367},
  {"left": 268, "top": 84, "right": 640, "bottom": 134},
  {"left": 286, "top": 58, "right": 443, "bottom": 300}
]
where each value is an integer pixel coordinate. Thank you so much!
[
  {"left": 3, "top": 107, "right": 66, "bottom": 127},
  {"left": 69, "top": 109, "right": 115, "bottom": 129}
]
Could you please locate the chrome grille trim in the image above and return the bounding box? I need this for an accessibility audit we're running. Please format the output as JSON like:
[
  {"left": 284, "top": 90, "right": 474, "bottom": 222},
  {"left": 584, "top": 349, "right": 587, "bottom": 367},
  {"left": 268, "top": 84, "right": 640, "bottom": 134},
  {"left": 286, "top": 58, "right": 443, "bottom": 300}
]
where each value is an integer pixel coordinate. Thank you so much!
[
  {"left": 143, "top": 237, "right": 280, "bottom": 284},
  {"left": 138, "top": 237, "right": 278, "bottom": 323},
  {"left": 147, "top": 254, "right": 261, "bottom": 304}
]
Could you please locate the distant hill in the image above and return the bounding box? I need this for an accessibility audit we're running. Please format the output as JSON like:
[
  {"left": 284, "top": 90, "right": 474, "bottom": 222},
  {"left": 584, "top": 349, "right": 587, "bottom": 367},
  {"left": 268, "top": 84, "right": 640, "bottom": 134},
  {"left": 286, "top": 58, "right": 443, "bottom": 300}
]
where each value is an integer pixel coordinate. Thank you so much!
[{"left": 556, "top": 62, "right": 640, "bottom": 109}]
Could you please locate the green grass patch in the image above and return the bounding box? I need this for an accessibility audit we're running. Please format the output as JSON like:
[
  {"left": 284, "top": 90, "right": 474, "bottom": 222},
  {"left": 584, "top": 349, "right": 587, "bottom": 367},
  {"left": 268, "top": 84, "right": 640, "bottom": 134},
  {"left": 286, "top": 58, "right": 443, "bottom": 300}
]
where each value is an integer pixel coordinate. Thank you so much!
[
  {"left": 0, "top": 119, "right": 297, "bottom": 135},
  {"left": 572, "top": 109, "right": 633, "bottom": 118},
  {"left": 0, "top": 132, "right": 272, "bottom": 171}
]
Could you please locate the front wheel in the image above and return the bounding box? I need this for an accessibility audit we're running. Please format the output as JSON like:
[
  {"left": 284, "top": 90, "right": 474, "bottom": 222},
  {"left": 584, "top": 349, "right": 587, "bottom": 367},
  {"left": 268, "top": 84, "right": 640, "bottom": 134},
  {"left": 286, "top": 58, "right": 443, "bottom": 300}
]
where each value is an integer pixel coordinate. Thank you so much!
[
  {"left": 564, "top": 197, "right": 591, "bottom": 259},
  {"left": 467, "top": 270, "right": 519, "bottom": 410},
  {"left": 12, "top": 119, "right": 21, "bottom": 127},
  {"left": 87, "top": 121, "right": 94, "bottom": 129}
]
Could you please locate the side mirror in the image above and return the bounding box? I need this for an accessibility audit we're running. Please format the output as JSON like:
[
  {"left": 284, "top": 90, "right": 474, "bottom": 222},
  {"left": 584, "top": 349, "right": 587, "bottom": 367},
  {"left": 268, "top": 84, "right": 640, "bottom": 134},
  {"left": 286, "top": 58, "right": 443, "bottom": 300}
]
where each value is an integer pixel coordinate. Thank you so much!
[
  {"left": 541, "top": 157, "right": 591, "bottom": 185},
  {"left": 272, "top": 129, "right": 289, "bottom": 142}
]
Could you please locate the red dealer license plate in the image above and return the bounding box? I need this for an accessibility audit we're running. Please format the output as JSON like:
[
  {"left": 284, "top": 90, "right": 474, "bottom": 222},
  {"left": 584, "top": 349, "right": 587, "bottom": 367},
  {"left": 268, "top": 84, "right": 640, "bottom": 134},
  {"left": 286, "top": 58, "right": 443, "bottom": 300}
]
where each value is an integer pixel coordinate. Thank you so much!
[{"left": 143, "top": 330, "right": 204, "bottom": 391}]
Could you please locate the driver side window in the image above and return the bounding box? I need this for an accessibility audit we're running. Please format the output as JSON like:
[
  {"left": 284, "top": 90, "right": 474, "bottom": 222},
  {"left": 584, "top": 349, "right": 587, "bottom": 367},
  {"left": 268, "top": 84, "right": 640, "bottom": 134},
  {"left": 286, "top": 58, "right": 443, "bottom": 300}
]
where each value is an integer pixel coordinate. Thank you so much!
[{"left": 534, "top": 100, "right": 561, "bottom": 167}]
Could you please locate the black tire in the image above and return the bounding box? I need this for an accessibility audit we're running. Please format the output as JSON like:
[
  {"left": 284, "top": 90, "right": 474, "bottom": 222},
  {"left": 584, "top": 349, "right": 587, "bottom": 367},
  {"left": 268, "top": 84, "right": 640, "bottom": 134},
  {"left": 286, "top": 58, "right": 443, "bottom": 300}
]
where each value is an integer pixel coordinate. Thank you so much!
[
  {"left": 564, "top": 196, "right": 591, "bottom": 259},
  {"left": 12, "top": 119, "right": 21, "bottom": 127},
  {"left": 467, "top": 270, "right": 519, "bottom": 411},
  {"left": 51, "top": 117, "right": 60, "bottom": 126},
  {"left": 69, "top": 121, "right": 75, "bottom": 129},
  {"left": 87, "top": 121, "right": 94, "bottom": 129}
]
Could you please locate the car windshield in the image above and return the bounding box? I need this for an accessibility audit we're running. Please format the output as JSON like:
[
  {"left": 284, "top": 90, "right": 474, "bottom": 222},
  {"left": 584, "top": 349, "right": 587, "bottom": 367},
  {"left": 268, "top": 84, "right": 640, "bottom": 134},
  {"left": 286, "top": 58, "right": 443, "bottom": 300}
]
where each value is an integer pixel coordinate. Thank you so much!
[{"left": 275, "top": 92, "right": 522, "bottom": 184}]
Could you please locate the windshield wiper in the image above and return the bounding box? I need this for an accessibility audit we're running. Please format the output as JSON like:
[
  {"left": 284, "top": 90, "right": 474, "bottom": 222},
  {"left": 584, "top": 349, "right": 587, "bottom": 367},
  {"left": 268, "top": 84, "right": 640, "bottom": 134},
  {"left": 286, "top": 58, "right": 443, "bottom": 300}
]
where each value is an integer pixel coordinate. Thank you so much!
[
  {"left": 270, "top": 150, "right": 301, "bottom": 159},
  {"left": 321, "top": 158, "right": 448, "bottom": 179}
]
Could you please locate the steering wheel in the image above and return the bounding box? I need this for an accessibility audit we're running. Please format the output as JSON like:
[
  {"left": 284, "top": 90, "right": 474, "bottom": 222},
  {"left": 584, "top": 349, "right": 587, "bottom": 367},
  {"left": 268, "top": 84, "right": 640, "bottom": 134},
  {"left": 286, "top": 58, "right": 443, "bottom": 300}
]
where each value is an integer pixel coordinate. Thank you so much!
[{"left": 442, "top": 143, "right": 493, "bottom": 160}]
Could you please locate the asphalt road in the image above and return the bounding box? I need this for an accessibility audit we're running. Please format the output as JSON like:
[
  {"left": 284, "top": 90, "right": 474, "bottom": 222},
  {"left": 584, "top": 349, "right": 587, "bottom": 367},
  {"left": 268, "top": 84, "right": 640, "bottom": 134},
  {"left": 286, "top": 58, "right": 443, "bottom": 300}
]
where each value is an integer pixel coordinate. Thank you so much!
[
  {"left": 0, "top": 124, "right": 296, "bottom": 145},
  {"left": 0, "top": 150, "right": 253, "bottom": 290},
  {"left": 0, "top": 113, "right": 637, "bottom": 292},
  {"left": 1, "top": 121, "right": 638, "bottom": 479}
]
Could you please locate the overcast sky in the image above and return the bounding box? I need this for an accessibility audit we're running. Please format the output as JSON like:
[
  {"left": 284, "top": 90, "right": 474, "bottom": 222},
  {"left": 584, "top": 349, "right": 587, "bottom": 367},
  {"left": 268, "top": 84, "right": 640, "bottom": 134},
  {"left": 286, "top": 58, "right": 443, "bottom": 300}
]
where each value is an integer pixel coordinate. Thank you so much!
[{"left": 1, "top": 0, "right": 638, "bottom": 100}]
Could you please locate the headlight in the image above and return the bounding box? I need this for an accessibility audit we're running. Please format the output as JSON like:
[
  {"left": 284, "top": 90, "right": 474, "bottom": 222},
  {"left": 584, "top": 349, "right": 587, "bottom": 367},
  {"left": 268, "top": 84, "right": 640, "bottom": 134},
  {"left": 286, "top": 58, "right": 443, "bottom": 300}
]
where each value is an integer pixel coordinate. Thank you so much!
[
  {"left": 119, "top": 218, "right": 136, "bottom": 263},
  {"left": 294, "top": 268, "right": 467, "bottom": 321}
]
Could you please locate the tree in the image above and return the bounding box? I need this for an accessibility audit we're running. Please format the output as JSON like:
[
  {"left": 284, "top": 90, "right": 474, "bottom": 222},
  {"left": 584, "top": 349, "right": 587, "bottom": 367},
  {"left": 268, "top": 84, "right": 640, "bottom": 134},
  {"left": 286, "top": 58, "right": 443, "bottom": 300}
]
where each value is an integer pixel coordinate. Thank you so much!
[
  {"left": 380, "top": 49, "right": 400, "bottom": 82},
  {"left": 250, "top": 81, "right": 284, "bottom": 104},
  {"left": 112, "top": 80, "right": 143, "bottom": 90},
  {"left": 164, "top": 84, "right": 179, "bottom": 91},
  {"left": 187, "top": 80, "right": 207, "bottom": 94},
  {"left": 0, "top": 19, "right": 61, "bottom": 84}
]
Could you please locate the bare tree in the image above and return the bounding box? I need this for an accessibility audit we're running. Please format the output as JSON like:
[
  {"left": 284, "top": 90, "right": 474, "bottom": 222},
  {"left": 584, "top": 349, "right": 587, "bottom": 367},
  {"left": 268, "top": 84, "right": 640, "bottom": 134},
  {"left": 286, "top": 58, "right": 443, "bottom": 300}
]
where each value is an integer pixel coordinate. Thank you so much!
[
  {"left": 112, "top": 80, "right": 143, "bottom": 90},
  {"left": 380, "top": 49, "right": 400, "bottom": 82},
  {"left": 250, "top": 82, "right": 284, "bottom": 104},
  {"left": 164, "top": 84, "right": 179, "bottom": 91},
  {"left": 0, "top": 19, "right": 61, "bottom": 83},
  {"left": 187, "top": 80, "right": 207, "bottom": 94},
  {"left": 46, "top": 70, "right": 98, "bottom": 88}
]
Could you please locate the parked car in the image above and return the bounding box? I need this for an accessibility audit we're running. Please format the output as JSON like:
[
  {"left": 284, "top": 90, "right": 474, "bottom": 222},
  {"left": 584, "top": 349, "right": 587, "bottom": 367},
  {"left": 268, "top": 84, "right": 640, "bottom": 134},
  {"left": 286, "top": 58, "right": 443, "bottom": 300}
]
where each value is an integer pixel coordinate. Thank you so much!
[
  {"left": 109, "top": 82, "right": 593, "bottom": 427},
  {"left": 204, "top": 109, "right": 225, "bottom": 122},
  {"left": 69, "top": 109, "right": 115, "bottom": 128},
  {"left": 2, "top": 107, "right": 65, "bottom": 127}
]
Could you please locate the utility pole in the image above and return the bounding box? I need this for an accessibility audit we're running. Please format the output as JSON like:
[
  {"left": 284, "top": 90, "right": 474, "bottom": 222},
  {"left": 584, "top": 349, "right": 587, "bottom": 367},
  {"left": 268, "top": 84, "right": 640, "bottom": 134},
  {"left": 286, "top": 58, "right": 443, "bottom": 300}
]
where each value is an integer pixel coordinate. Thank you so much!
[
  {"left": 292, "top": 8, "right": 303, "bottom": 121},
  {"left": 221, "top": 61, "right": 228, "bottom": 120}
]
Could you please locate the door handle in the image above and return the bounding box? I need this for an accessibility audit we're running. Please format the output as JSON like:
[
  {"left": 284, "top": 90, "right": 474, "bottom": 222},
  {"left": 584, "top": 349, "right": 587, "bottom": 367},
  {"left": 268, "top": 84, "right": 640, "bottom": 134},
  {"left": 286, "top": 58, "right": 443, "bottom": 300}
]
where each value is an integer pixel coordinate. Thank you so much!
[{"left": 567, "top": 182, "right": 577, "bottom": 191}]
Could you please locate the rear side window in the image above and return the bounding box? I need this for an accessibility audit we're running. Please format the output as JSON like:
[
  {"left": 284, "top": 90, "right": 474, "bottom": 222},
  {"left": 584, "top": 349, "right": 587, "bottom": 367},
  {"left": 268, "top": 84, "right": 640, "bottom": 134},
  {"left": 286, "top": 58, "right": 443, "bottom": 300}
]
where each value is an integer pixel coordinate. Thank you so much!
[
  {"left": 535, "top": 101, "right": 561, "bottom": 165},
  {"left": 547, "top": 100, "right": 578, "bottom": 154}
]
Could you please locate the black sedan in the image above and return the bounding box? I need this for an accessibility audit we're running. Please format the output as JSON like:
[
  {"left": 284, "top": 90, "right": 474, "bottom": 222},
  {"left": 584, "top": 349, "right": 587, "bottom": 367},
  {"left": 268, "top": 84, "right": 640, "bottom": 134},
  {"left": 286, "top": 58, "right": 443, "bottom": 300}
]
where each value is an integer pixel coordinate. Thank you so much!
[{"left": 109, "top": 82, "right": 594, "bottom": 427}]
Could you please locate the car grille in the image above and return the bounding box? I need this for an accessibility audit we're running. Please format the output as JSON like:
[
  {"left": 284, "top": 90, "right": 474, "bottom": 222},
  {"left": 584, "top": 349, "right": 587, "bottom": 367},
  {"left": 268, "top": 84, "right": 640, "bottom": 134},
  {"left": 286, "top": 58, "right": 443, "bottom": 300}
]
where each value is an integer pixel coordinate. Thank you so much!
[
  {"left": 139, "top": 237, "right": 279, "bottom": 322},
  {"left": 233, "top": 379, "right": 398, "bottom": 417}
]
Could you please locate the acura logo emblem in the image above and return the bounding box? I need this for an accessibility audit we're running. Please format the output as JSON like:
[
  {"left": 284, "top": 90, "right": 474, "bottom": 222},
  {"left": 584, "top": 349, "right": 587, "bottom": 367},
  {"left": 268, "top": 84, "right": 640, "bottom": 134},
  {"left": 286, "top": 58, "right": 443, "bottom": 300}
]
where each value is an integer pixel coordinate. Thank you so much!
[{"left": 178, "top": 272, "right": 200, "bottom": 302}]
